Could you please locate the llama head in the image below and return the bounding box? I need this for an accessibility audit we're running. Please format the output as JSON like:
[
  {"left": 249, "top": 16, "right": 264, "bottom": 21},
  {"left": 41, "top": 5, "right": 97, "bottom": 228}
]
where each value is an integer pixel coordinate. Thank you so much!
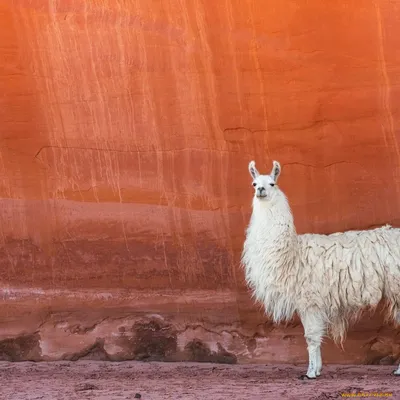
[{"left": 248, "top": 160, "right": 281, "bottom": 200}]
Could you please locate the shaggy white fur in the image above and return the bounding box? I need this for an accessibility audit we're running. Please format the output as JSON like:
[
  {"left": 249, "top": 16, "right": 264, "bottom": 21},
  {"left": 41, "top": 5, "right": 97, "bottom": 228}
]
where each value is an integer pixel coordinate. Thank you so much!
[{"left": 241, "top": 160, "right": 400, "bottom": 379}]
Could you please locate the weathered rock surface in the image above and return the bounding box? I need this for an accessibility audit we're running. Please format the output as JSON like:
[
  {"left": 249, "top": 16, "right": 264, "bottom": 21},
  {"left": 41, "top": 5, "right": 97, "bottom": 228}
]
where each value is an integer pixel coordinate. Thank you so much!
[{"left": 0, "top": 0, "right": 400, "bottom": 363}]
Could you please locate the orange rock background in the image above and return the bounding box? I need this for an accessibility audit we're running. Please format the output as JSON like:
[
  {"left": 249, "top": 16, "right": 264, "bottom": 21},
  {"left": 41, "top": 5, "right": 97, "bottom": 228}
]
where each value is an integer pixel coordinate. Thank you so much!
[{"left": 0, "top": 0, "right": 400, "bottom": 364}]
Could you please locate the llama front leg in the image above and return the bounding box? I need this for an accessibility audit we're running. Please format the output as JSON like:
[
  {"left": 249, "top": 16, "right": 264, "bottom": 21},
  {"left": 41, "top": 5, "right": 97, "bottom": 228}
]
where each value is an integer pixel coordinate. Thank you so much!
[
  {"left": 303, "top": 336, "right": 320, "bottom": 379},
  {"left": 315, "top": 346, "right": 322, "bottom": 376},
  {"left": 299, "top": 311, "right": 325, "bottom": 379}
]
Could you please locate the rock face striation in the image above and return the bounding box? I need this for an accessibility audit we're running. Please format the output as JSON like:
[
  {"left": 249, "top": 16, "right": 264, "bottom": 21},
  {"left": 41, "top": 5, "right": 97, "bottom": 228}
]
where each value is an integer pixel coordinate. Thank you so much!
[{"left": 0, "top": 0, "right": 400, "bottom": 363}]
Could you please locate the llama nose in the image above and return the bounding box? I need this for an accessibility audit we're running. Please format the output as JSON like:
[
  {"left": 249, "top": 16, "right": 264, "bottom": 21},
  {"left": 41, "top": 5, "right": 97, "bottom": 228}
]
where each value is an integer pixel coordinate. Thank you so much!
[{"left": 258, "top": 186, "right": 265, "bottom": 192}]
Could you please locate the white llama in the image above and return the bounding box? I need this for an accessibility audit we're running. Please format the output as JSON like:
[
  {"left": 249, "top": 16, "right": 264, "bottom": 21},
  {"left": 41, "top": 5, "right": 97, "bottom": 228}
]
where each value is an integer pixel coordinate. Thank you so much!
[{"left": 241, "top": 160, "right": 400, "bottom": 379}]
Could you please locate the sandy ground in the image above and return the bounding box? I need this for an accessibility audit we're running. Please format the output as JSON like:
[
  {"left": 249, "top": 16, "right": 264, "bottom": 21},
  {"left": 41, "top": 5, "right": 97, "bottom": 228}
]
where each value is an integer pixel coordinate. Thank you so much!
[{"left": 0, "top": 361, "right": 398, "bottom": 400}]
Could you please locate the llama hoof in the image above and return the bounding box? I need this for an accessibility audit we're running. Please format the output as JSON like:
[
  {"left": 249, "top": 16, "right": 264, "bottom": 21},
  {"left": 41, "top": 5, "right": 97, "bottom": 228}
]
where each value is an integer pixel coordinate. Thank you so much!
[
  {"left": 392, "top": 370, "right": 400, "bottom": 376},
  {"left": 299, "top": 374, "right": 316, "bottom": 380}
]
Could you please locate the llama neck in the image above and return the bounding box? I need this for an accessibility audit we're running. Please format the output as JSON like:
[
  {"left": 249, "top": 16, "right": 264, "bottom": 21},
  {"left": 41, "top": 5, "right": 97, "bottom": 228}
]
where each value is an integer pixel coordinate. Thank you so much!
[
  {"left": 249, "top": 190, "right": 297, "bottom": 246},
  {"left": 243, "top": 190, "right": 298, "bottom": 277},
  {"left": 242, "top": 190, "right": 298, "bottom": 322}
]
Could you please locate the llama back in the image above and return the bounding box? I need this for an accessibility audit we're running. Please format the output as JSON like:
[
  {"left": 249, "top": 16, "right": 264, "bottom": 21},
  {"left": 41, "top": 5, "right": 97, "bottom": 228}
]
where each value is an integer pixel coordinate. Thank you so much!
[{"left": 296, "top": 224, "right": 400, "bottom": 329}]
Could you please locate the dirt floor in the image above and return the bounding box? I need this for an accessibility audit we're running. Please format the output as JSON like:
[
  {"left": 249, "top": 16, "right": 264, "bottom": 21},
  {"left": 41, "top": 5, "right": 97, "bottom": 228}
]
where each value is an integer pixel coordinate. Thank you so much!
[{"left": 0, "top": 361, "right": 398, "bottom": 400}]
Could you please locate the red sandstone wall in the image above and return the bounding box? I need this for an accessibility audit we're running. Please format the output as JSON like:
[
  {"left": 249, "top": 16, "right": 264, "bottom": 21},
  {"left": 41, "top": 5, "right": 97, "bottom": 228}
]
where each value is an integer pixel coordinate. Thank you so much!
[{"left": 0, "top": 0, "right": 400, "bottom": 364}]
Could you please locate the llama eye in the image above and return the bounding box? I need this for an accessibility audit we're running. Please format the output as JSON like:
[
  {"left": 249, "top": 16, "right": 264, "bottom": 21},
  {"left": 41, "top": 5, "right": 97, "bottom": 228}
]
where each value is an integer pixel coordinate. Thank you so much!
[
  {"left": 270, "top": 183, "right": 275, "bottom": 187},
  {"left": 252, "top": 182, "right": 257, "bottom": 187}
]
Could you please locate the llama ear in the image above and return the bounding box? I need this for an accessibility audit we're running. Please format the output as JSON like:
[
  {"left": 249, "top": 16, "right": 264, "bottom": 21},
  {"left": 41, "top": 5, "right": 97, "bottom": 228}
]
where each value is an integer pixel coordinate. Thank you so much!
[
  {"left": 270, "top": 160, "right": 281, "bottom": 182},
  {"left": 248, "top": 160, "right": 259, "bottom": 179}
]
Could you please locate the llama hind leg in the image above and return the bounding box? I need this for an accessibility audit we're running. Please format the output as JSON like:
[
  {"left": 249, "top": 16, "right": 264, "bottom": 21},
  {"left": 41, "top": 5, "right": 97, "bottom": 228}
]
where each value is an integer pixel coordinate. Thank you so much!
[
  {"left": 299, "top": 311, "right": 325, "bottom": 379},
  {"left": 393, "top": 311, "right": 400, "bottom": 375}
]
